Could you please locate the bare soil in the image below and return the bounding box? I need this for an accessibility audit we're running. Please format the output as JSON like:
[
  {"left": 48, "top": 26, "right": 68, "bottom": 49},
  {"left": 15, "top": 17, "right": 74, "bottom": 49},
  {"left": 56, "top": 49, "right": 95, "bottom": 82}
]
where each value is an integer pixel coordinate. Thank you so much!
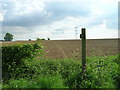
[{"left": 1, "top": 39, "right": 119, "bottom": 59}]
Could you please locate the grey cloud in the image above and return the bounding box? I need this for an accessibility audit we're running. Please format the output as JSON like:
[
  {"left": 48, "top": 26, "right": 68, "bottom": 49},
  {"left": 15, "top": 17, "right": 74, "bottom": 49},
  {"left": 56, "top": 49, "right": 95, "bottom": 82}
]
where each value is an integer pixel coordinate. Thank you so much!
[
  {"left": 2, "top": 1, "right": 117, "bottom": 30},
  {"left": 3, "top": 12, "right": 51, "bottom": 27},
  {"left": 2, "top": 1, "right": 91, "bottom": 27},
  {"left": 45, "top": 2, "right": 90, "bottom": 18}
]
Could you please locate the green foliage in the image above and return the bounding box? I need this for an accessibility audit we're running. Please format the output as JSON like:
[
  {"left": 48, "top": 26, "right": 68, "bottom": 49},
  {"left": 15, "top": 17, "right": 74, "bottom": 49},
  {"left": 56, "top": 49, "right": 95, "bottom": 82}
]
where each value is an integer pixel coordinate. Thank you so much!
[
  {"left": 3, "top": 75, "right": 67, "bottom": 88},
  {"left": 0, "top": 83, "right": 2, "bottom": 89},
  {"left": 2, "top": 43, "right": 43, "bottom": 81},
  {"left": 29, "top": 39, "right": 31, "bottom": 41},
  {"left": 42, "top": 38, "right": 45, "bottom": 40},
  {"left": 33, "top": 75, "right": 66, "bottom": 88},
  {"left": 36, "top": 38, "right": 45, "bottom": 41},
  {"left": 26, "top": 58, "right": 82, "bottom": 80},
  {"left": 2, "top": 54, "right": 120, "bottom": 88},
  {"left": 4, "top": 33, "right": 13, "bottom": 41},
  {"left": 66, "top": 55, "right": 119, "bottom": 88},
  {"left": 36, "top": 38, "right": 41, "bottom": 41}
]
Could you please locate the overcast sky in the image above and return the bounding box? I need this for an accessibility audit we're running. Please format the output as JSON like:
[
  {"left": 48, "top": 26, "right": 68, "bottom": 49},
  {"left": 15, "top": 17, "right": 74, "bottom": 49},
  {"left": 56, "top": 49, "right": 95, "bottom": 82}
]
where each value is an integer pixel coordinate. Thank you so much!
[{"left": 0, "top": 0, "right": 119, "bottom": 40}]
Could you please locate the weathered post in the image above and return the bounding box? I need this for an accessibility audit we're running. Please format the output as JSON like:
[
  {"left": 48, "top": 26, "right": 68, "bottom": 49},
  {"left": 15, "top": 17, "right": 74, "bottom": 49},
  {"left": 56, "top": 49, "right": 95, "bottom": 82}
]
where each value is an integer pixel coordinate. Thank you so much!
[{"left": 80, "top": 28, "right": 86, "bottom": 73}]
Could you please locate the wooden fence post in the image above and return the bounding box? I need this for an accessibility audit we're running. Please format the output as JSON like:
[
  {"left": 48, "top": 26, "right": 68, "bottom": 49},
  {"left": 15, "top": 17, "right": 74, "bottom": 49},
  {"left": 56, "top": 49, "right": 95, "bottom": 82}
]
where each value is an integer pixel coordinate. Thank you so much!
[{"left": 80, "top": 28, "right": 86, "bottom": 73}]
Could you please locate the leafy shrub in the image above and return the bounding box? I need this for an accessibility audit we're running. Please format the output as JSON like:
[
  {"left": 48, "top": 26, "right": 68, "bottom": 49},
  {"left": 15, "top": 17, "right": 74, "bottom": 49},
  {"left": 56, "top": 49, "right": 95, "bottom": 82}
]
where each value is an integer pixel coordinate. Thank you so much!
[
  {"left": 66, "top": 55, "right": 119, "bottom": 88},
  {"left": 2, "top": 53, "right": 119, "bottom": 88},
  {"left": 2, "top": 43, "right": 43, "bottom": 81},
  {"left": 23, "top": 58, "right": 82, "bottom": 80},
  {"left": 16, "top": 55, "right": 120, "bottom": 88},
  {"left": 34, "top": 75, "right": 66, "bottom": 88}
]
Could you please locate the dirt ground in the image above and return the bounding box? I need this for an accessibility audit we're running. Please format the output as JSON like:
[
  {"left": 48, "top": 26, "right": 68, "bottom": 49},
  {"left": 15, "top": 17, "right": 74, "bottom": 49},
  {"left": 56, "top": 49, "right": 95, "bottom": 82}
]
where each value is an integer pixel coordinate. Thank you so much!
[
  {"left": 41, "top": 39, "right": 119, "bottom": 59},
  {"left": 1, "top": 39, "right": 119, "bottom": 59}
]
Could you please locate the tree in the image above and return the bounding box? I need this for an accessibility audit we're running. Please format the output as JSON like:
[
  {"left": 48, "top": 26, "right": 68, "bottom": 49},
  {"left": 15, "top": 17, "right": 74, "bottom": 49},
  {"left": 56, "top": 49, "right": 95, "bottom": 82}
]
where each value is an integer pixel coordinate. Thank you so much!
[
  {"left": 36, "top": 38, "right": 45, "bottom": 41},
  {"left": 48, "top": 38, "right": 50, "bottom": 40},
  {"left": 4, "top": 33, "right": 13, "bottom": 41},
  {"left": 36, "top": 38, "right": 41, "bottom": 41},
  {"left": 42, "top": 38, "right": 45, "bottom": 40},
  {"left": 29, "top": 39, "right": 31, "bottom": 41}
]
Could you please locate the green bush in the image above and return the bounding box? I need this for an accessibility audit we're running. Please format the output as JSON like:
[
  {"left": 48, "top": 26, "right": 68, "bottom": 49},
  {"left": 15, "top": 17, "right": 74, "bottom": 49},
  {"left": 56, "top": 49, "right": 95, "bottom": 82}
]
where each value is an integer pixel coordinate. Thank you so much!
[
  {"left": 25, "top": 55, "right": 119, "bottom": 88},
  {"left": 2, "top": 52, "right": 119, "bottom": 88},
  {"left": 2, "top": 43, "right": 43, "bottom": 81},
  {"left": 23, "top": 58, "right": 82, "bottom": 80},
  {"left": 66, "top": 55, "right": 119, "bottom": 88}
]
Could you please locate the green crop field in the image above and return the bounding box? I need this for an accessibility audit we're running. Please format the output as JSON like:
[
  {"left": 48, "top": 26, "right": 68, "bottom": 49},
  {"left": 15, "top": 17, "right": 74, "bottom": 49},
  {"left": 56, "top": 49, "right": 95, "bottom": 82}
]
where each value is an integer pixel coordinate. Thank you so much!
[{"left": 1, "top": 39, "right": 120, "bottom": 88}]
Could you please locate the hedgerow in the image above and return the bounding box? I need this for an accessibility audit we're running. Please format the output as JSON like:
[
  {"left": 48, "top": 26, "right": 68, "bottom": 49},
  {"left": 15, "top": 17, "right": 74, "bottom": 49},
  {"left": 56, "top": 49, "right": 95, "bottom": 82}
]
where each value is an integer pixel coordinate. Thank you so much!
[
  {"left": 2, "top": 55, "right": 120, "bottom": 88},
  {"left": 2, "top": 43, "right": 43, "bottom": 81}
]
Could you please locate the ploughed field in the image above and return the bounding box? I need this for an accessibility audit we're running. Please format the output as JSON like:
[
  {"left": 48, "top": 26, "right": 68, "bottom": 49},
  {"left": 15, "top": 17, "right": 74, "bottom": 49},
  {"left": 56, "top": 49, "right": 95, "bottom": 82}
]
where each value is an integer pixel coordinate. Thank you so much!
[{"left": 1, "top": 39, "right": 119, "bottom": 59}]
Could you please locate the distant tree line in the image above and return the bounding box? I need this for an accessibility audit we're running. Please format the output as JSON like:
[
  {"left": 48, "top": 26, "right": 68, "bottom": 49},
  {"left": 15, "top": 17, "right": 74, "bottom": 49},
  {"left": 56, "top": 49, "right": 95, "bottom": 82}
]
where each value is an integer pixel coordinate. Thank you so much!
[
  {"left": 36, "top": 38, "right": 50, "bottom": 41},
  {"left": 2, "top": 33, "right": 51, "bottom": 41}
]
